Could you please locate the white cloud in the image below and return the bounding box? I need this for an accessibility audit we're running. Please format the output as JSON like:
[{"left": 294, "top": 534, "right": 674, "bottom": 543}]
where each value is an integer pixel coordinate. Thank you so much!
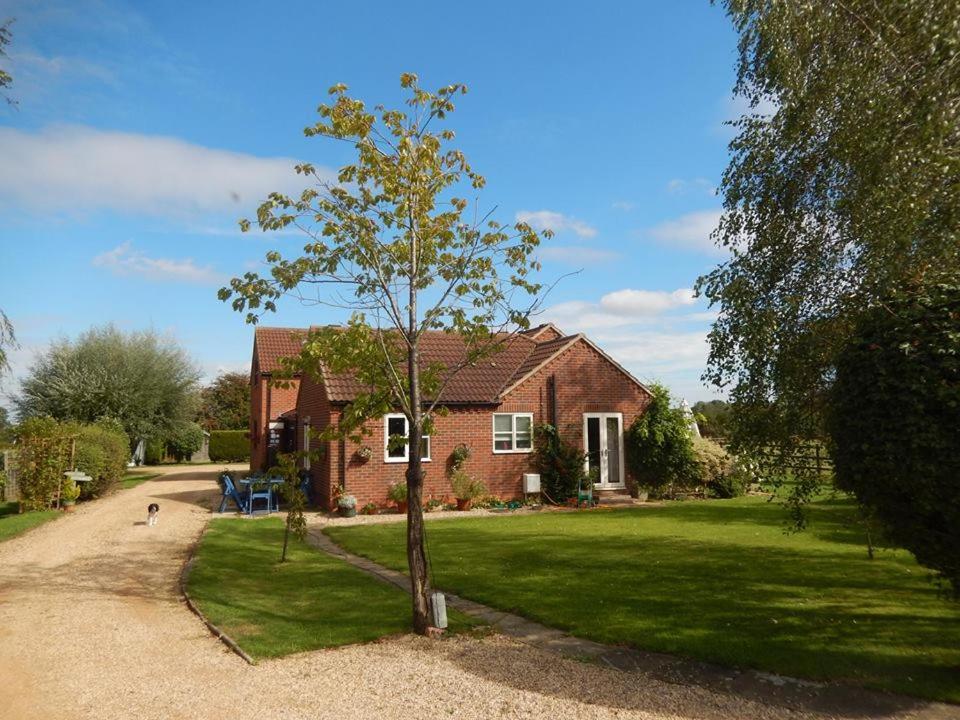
[
  {"left": 647, "top": 209, "right": 723, "bottom": 254},
  {"left": 516, "top": 209, "right": 597, "bottom": 238},
  {"left": 92, "top": 242, "right": 226, "bottom": 285},
  {"left": 538, "top": 246, "right": 619, "bottom": 265},
  {"left": 600, "top": 288, "right": 696, "bottom": 316},
  {"left": 611, "top": 200, "right": 635, "bottom": 212},
  {"left": 666, "top": 177, "right": 716, "bottom": 196},
  {"left": 0, "top": 125, "right": 329, "bottom": 217},
  {"left": 543, "top": 287, "right": 698, "bottom": 330}
]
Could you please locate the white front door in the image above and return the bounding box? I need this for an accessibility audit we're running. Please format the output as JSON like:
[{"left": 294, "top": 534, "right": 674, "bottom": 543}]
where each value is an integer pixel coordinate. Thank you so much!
[{"left": 583, "top": 413, "right": 625, "bottom": 488}]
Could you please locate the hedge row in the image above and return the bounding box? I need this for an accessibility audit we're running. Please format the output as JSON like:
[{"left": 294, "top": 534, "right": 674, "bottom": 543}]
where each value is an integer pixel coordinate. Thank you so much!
[{"left": 209, "top": 430, "right": 250, "bottom": 462}]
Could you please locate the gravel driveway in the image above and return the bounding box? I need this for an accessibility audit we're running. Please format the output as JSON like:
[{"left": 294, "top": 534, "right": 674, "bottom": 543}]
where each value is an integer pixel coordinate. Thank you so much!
[{"left": 0, "top": 468, "right": 927, "bottom": 720}]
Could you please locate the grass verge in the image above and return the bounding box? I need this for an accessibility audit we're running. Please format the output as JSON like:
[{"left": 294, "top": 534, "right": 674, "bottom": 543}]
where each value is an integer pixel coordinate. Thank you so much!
[
  {"left": 187, "top": 518, "right": 476, "bottom": 660},
  {"left": 121, "top": 472, "right": 161, "bottom": 490},
  {"left": 326, "top": 493, "right": 960, "bottom": 703},
  {"left": 0, "top": 501, "right": 59, "bottom": 542}
]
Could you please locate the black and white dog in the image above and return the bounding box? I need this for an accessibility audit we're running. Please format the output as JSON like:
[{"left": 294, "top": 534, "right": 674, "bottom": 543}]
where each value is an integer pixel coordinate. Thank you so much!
[{"left": 147, "top": 503, "right": 160, "bottom": 527}]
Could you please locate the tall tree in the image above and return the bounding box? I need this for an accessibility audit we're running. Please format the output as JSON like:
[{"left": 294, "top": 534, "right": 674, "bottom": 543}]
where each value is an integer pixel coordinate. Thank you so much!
[
  {"left": 697, "top": 2, "right": 960, "bottom": 509},
  {"left": 197, "top": 370, "right": 250, "bottom": 430},
  {"left": 15, "top": 325, "right": 201, "bottom": 448},
  {"left": 221, "top": 74, "right": 545, "bottom": 633},
  {"left": 0, "top": 309, "right": 16, "bottom": 381},
  {"left": 0, "top": 18, "right": 15, "bottom": 106}
]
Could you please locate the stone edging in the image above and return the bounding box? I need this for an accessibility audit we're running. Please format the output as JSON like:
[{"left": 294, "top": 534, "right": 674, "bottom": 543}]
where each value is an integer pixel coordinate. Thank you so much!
[{"left": 178, "top": 527, "right": 255, "bottom": 666}]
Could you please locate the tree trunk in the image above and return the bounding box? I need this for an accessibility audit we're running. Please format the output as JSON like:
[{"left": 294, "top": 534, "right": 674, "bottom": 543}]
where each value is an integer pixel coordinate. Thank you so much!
[{"left": 406, "top": 424, "right": 431, "bottom": 635}]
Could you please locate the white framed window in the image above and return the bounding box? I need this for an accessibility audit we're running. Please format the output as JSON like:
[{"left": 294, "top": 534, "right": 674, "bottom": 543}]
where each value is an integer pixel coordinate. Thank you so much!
[
  {"left": 383, "top": 414, "right": 431, "bottom": 463},
  {"left": 492, "top": 413, "right": 534, "bottom": 453}
]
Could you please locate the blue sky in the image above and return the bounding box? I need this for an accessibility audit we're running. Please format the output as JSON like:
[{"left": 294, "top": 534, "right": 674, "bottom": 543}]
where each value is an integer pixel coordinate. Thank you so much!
[{"left": 0, "top": 0, "right": 742, "bottom": 409}]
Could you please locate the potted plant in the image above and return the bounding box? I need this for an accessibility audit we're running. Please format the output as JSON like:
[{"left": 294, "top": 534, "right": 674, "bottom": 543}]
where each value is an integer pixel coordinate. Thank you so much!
[
  {"left": 387, "top": 482, "right": 408, "bottom": 513},
  {"left": 337, "top": 494, "right": 357, "bottom": 518},
  {"left": 355, "top": 445, "right": 373, "bottom": 463},
  {"left": 451, "top": 470, "right": 486, "bottom": 511},
  {"left": 360, "top": 501, "right": 379, "bottom": 515},
  {"left": 61, "top": 477, "right": 81, "bottom": 512}
]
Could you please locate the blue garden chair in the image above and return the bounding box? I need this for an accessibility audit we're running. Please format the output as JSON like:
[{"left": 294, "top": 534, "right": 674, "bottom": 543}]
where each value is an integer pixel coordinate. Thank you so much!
[
  {"left": 298, "top": 471, "right": 314, "bottom": 506},
  {"left": 247, "top": 477, "right": 277, "bottom": 515},
  {"left": 217, "top": 473, "right": 248, "bottom": 513}
]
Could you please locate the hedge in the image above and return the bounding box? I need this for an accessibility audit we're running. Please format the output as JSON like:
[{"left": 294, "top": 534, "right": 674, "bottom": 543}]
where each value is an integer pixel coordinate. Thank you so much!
[
  {"left": 74, "top": 423, "right": 129, "bottom": 498},
  {"left": 209, "top": 430, "right": 250, "bottom": 462}
]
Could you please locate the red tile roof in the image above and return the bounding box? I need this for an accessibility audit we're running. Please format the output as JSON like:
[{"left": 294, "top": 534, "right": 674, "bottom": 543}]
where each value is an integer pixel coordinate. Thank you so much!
[
  {"left": 254, "top": 324, "right": 651, "bottom": 405},
  {"left": 319, "top": 331, "right": 540, "bottom": 404},
  {"left": 253, "top": 327, "right": 306, "bottom": 374}
]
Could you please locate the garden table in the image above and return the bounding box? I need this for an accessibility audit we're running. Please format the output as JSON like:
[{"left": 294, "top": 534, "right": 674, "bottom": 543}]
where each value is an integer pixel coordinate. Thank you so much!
[{"left": 238, "top": 476, "right": 284, "bottom": 515}]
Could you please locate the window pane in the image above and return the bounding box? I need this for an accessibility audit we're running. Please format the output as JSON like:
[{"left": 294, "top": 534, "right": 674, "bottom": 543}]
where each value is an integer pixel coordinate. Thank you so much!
[
  {"left": 515, "top": 432, "right": 532, "bottom": 450},
  {"left": 388, "top": 416, "right": 407, "bottom": 436},
  {"left": 387, "top": 416, "right": 407, "bottom": 458},
  {"left": 515, "top": 415, "right": 532, "bottom": 433},
  {"left": 494, "top": 434, "right": 513, "bottom": 451},
  {"left": 420, "top": 436, "right": 430, "bottom": 459},
  {"left": 493, "top": 414, "right": 512, "bottom": 432}
]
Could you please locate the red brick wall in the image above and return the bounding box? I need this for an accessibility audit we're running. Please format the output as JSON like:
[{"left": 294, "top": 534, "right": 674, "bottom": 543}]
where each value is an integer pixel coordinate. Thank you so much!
[
  {"left": 250, "top": 369, "right": 301, "bottom": 471},
  {"left": 295, "top": 337, "right": 651, "bottom": 509}
]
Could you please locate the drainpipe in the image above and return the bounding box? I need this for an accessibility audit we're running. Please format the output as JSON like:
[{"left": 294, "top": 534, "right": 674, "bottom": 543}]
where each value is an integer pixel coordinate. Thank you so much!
[{"left": 548, "top": 374, "right": 558, "bottom": 427}]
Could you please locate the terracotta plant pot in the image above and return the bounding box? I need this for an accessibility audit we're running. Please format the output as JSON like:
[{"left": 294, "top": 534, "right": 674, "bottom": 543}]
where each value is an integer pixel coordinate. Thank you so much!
[
  {"left": 396, "top": 500, "right": 408, "bottom": 514},
  {"left": 62, "top": 501, "right": 76, "bottom": 513},
  {"left": 456, "top": 498, "right": 472, "bottom": 511}
]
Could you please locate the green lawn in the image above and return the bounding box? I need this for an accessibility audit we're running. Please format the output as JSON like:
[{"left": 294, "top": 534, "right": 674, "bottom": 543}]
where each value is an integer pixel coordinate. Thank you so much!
[
  {"left": 0, "top": 501, "right": 60, "bottom": 542},
  {"left": 120, "top": 472, "right": 160, "bottom": 489},
  {"left": 187, "top": 518, "right": 476, "bottom": 660},
  {"left": 326, "top": 494, "right": 960, "bottom": 703}
]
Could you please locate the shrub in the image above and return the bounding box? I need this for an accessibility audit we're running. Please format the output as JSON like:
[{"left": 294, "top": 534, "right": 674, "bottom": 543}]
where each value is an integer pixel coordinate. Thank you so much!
[
  {"left": 14, "top": 416, "right": 72, "bottom": 510},
  {"left": 827, "top": 272, "right": 960, "bottom": 598},
  {"left": 74, "top": 422, "right": 129, "bottom": 498},
  {"left": 624, "top": 383, "right": 696, "bottom": 495},
  {"left": 688, "top": 437, "right": 736, "bottom": 496},
  {"left": 533, "top": 423, "right": 587, "bottom": 503},
  {"left": 167, "top": 422, "right": 204, "bottom": 461},
  {"left": 387, "top": 482, "right": 407, "bottom": 503},
  {"left": 209, "top": 430, "right": 250, "bottom": 462},
  {"left": 450, "top": 469, "right": 486, "bottom": 500},
  {"left": 144, "top": 437, "right": 165, "bottom": 465}
]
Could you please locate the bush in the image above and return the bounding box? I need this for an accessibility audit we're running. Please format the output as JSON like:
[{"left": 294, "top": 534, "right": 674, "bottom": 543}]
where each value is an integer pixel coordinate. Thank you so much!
[
  {"left": 624, "top": 383, "right": 696, "bottom": 495},
  {"left": 386, "top": 482, "right": 407, "bottom": 503},
  {"left": 827, "top": 273, "right": 960, "bottom": 598},
  {"left": 167, "top": 422, "right": 204, "bottom": 461},
  {"left": 14, "top": 416, "right": 70, "bottom": 510},
  {"left": 145, "top": 437, "right": 165, "bottom": 465},
  {"left": 450, "top": 469, "right": 486, "bottom": 500},
  {"left": 74, "top": 422, "right": 129, "bottom": 498},
  {"left": 209, "top": 430, "right": 250, "bottom": 462},
  {"left": 533, "top": 423, "right": 587, "bottom": 503},
  {"left": 688, "top": 437, "right": 736, "bottom": 496}
]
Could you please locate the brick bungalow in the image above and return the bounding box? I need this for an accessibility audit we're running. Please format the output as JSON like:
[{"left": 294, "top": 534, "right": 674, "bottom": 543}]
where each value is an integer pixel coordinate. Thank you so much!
[{"left": 250, "top": 323, "right": 653, "bottom": 509}]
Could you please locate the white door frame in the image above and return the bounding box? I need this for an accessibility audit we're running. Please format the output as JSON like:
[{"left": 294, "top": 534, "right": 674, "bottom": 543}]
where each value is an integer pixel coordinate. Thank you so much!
[{"left": 582, "top": 413, "right": 626, "bottom": 488}]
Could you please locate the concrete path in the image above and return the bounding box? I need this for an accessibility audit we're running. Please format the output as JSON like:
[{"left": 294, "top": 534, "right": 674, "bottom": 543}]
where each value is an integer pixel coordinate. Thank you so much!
[{"left": 308, "top": 529, "right": 959, "bottom": 720}]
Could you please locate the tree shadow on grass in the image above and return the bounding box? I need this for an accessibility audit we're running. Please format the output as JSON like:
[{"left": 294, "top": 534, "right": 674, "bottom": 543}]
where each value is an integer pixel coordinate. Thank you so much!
[
  {"left": 329, "top": 514, "right": 960, "bottom": 704},
  {"left": 434, "top": 636, "right": 937, "bottom": 719}
]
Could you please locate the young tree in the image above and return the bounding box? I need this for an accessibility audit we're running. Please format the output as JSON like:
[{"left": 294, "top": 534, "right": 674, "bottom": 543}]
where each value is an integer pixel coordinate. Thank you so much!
[
  {"left": 197, "top": 370, "right": 250, "bottom": 430},
  {"left": 220, "top": 75, "right": 545, "bottom": 633},
  {"left": 697, "top": 2, "right": 960, "bottom": 510},
  {"left": 15, "top": 325, "right": 201, "bottom": 450}
]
